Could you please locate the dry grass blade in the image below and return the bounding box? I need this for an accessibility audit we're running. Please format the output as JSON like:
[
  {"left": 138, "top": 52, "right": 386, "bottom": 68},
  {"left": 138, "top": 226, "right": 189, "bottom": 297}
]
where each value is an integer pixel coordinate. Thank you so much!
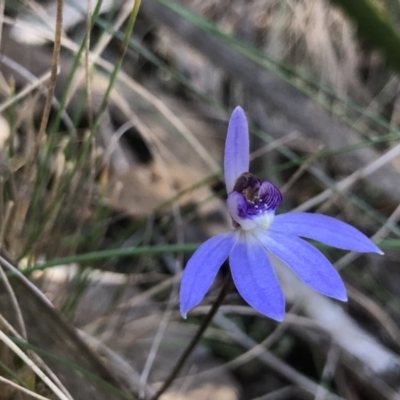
[
  {"left": 0, "top": 202, "right": 27, "bottom": 340},
  {"left": 314, "top": 344, "right": 340, "bottom": 400},
  {"left": 139, "top": 208, "right": 184, "bottom": 396},
  {"left": 78, "top": 330, "right": 155, "bottom": 399},
  {"left": 347, "top": 285, "right": 400, "bottom": 348},
  {"left": 0, "top": 69, "right": 51, "bottom": 113},
  {"left": 280, "top": 148, "right": 323, "bottom": 194},
  {"left": 214, "top": 314, "right": 345, "bottom": 400},
  {"left": 250, "top": 386, "right": 296, "bottom": 400},
  {"left": 0, "top": 375, "right": 52, "bottom": 400},
  {"left": 0, "top": 261, "right": 26, "bottom": 338},
  {"left": 295, "top": 141, "right": 400, "bottom": 212},
  {"left": 176, "top": 304, "right": 300, "bottom": 382},
  {"left": 36, "top": 0, "right": 63, "bottom": 149},
  {"left": 0, "top": 254, "right": 134, "bottom": 399},
  {"left": 0, "top": 53, "right": 75, "bottom": 131},
  {"left": 335, "top": 203, "right": 400, "bottom": 270},
  {"left": 85, "top": 0, "right": 93, "bottom": 128},
  {"left": 0, "top": 330, "right": 69, "bottom": 400}
]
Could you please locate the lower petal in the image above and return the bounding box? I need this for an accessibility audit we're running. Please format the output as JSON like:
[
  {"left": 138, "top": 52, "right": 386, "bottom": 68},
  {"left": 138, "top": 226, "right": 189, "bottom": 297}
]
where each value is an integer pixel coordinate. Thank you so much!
[
  {"left": 229, "top": 233, "right": 285, "bottom": 321},
  {"left": 180, "top": 233, "right": 238, "bottom": 318},
  {"left": 256, "top": 231, "right": 347, "bottom": 301}
]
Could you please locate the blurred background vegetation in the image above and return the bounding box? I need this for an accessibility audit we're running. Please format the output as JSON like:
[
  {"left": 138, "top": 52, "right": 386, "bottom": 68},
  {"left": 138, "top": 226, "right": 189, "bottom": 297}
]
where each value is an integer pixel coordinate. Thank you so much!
[{"left": 0, "top": 0, "right": 400, "bottom": 399}]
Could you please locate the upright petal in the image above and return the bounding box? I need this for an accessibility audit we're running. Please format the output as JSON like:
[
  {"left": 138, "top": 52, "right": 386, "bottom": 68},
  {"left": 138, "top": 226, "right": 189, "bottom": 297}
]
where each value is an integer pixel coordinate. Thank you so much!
[
  {"left": 180, "top": 233, "right": 238, "bottom": 318},
  {"left": 224, "top": 106, "right": 250, "bottom": 193},
  {"left": 271, "top": 212, "right": 383, "bottom": 254},
  {"left": 229, "top": 232, "right": 285, "bottom": 321},
  {"left": 256, "top": 231, "right": 347, "bottom": 301}
]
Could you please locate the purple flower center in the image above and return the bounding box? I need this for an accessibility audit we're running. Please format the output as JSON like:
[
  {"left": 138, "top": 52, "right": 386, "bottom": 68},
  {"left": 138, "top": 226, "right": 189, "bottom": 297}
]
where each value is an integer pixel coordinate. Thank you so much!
[{"left": 233, "top": 173, "right": 282, "bottom": 219}]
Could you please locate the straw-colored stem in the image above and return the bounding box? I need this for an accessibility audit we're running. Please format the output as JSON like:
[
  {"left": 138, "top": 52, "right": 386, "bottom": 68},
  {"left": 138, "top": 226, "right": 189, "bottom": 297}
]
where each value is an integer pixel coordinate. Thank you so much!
[
  {"left": 36, "top": 0, "right": 64, "bottom": 149},
  {"left": 0, "top": 375, "right": 51, "bottom": 400},
  {"left": 0, "top": 329, "right": 69, "bottom": 400}
]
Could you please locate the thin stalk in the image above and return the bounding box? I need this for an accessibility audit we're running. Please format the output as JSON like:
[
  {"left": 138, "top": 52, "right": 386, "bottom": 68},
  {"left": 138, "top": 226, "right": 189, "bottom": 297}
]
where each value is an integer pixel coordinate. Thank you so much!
[
  {"left": 150, "top": 275, "right": 232, "bottom": 400},
  {"left": 35, "top": 0, "right": 63, "bottom": 149},
  {"left": 21, "top": 0, "right": 142, "bottom": 259},
  {"left": 21, "top": 0, "right": 66, "bottom": 257},
  {"left": 91, "top": 0, "right": 142, "bottom": 133},
  {"left": 23, "top": 243, "right": 198, "bottom": 273},
  {"left": 85, "top": 0, "right": 93, "bottom": 129},
  {"left": 0, "top": 376, "right": 51, "bottom": 400},
  {"left": 0, "top": 330, "right": 69, "bottom": 400},
  {"left": 49, "top": 0, "right": 103, "bottom": 136}
]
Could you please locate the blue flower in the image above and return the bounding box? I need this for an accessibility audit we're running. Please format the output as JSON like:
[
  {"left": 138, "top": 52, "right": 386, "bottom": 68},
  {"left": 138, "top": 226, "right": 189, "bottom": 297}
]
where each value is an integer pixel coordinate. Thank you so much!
[{"left": 179, "top": 106, "right": 383, "bottom": 321}]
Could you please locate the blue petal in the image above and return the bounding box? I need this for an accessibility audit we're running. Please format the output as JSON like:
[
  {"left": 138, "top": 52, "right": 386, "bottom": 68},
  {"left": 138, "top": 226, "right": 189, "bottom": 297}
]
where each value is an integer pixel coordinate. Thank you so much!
[
  {"left": 224, "top": 107, "right": 250, "bottom": 193},
  {"left": 227, "top": 192, "right": 257, "bottom": 230},
  {"left": 229, "top": 233, "right": 285, "bottom": 321},
  {"left": 256, "top": 230, "right": 347, "bottom": 301},
  {"left": 180, "top": 233, "right": 238, "bottom": 318},
  {"left": 271, "top": 212, "right": 383, "bottom": 254},
  {"left": 258, "top": 181, "right": 283, "bottom": 211}
]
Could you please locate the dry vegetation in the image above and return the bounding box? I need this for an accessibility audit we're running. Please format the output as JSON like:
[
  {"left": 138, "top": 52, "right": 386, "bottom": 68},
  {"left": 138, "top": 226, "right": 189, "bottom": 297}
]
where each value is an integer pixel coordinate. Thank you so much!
[{"left": 0, "top": 0, "right": 399, "bottom": 399}]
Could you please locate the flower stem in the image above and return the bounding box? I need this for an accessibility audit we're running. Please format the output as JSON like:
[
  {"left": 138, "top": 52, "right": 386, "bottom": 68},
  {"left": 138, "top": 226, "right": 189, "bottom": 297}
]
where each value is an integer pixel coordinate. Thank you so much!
[{"left": 150, "top": 275, "right": 232, "bottom": 400}]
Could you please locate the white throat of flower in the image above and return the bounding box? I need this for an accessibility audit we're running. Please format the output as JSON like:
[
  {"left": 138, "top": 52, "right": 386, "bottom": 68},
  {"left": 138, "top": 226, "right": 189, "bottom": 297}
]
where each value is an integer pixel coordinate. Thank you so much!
[{"left": 251, "top": 211, "right": 275, "bottom": 230}]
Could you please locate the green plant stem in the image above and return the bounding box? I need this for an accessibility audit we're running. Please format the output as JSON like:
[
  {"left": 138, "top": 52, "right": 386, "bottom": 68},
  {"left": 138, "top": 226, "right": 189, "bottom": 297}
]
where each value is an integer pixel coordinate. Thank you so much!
[
  {"left": 150, "top": 275, "right": 232, "bottom": 400},
  {"left": 22, "top": 243, "right": 199, "bottom": 273},
  {"left": 91, "top": 0, "right": 142, "bottom": 134}
]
